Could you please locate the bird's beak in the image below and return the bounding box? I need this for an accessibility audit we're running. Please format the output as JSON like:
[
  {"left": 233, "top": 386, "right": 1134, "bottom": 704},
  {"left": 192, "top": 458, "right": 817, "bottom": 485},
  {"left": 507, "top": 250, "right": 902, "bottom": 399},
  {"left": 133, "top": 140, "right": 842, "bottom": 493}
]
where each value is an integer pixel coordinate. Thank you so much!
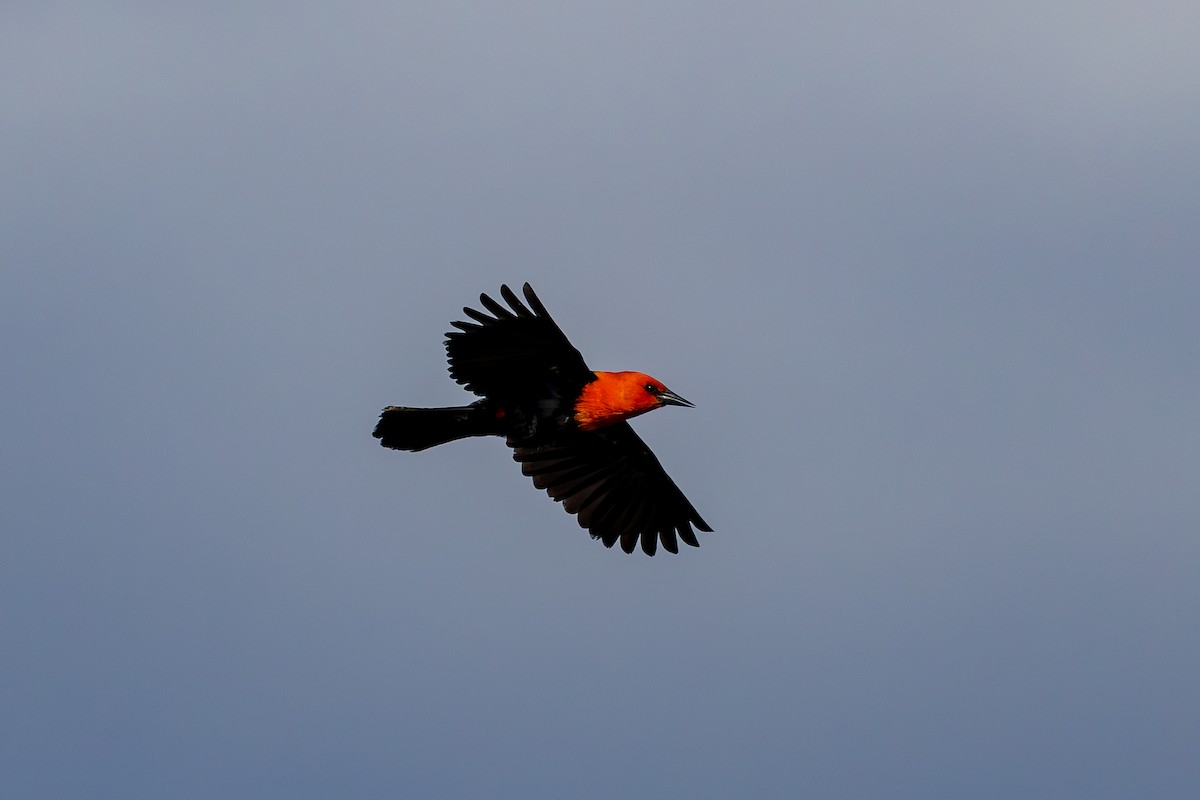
[{"left": 657, "top": 389, "right": 694, "bottom": 408}]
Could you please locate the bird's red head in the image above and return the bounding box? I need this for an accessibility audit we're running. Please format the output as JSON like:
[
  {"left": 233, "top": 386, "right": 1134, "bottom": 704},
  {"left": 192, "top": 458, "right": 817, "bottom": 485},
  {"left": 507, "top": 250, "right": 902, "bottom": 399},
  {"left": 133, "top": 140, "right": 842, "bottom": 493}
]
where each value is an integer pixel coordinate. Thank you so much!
[{"left": 573, "top": 371, "right": 694, "bottom": 431}]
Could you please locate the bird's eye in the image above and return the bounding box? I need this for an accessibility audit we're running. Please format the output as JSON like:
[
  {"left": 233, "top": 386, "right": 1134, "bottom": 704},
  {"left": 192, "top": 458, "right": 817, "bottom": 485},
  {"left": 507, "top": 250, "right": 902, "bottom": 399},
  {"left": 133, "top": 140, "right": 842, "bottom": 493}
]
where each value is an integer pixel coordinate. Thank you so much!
[{"left": 645, "top": 383, "right": 659, "bottom": 394}]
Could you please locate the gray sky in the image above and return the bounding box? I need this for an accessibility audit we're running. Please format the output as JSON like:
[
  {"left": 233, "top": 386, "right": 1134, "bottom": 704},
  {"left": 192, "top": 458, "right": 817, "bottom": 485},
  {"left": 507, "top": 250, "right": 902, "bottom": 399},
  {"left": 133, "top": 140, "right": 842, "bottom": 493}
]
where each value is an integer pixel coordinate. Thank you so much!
[{"left": 4, "top": 2, "right": 1198, "bottom": 798}]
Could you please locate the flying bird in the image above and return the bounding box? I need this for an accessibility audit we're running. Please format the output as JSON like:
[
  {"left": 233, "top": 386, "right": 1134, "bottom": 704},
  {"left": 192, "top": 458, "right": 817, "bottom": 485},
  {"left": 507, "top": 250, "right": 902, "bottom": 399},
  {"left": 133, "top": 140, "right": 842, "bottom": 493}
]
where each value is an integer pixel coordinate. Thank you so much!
[{"left": 373, "top": 283, "right": 711, "bottom": 555}]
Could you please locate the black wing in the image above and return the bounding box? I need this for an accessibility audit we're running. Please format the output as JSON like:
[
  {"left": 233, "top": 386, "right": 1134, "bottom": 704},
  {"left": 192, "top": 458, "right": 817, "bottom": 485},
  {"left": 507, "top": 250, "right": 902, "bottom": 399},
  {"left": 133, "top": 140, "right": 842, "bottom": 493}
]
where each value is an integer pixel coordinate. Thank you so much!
[
  {"left": 512, "top": 423, "right": 712, "bottom": 556},
  {"left": 445, "top": 283, "right": 595, "bottom": 402}
]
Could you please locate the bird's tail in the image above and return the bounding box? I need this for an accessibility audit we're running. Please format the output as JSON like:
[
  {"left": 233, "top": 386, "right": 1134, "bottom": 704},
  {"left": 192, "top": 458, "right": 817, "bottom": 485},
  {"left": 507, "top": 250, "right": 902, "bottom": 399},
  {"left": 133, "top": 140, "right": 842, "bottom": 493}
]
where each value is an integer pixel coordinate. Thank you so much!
[{"left": 372, "top": 405, "right": 499, "bottom": 452}]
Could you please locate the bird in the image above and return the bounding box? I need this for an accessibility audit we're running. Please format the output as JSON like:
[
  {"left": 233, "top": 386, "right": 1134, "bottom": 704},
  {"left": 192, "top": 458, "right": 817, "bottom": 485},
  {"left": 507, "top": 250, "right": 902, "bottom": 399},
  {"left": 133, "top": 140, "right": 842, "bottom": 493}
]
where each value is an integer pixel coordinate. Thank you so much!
[{"left": 372, "top": 283, "right": 712, "bottom": 555}]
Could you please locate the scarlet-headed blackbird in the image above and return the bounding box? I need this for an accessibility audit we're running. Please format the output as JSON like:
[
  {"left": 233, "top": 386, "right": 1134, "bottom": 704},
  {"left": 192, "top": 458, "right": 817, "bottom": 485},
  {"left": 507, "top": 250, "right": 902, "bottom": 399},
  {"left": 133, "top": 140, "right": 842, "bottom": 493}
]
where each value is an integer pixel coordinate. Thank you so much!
[{"left": 373, "top": 283, "right": 711, "bottom": 555}]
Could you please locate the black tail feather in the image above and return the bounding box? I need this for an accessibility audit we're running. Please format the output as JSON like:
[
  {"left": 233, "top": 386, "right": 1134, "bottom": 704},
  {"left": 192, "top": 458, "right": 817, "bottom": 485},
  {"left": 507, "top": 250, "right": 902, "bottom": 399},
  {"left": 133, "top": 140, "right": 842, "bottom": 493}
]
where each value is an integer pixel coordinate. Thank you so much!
[{"left": 372, "top": 405, "right": 497, "bottom": 452}]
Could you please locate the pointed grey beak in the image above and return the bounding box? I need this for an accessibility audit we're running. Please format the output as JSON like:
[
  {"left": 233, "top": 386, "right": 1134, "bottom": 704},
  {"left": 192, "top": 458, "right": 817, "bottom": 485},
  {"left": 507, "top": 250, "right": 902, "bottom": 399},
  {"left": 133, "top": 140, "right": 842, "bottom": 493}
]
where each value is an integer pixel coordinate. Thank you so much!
[{"left": 658, "top": 389, "right": 694, "bottom": 408}]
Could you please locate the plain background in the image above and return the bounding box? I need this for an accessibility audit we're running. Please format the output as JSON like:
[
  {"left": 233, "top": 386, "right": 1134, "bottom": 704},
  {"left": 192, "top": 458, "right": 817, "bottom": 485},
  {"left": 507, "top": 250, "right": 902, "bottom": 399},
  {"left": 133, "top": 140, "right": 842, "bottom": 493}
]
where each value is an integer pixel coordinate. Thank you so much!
[{"left": 4, "top": 3, "right": 1198, "bottom": 798}]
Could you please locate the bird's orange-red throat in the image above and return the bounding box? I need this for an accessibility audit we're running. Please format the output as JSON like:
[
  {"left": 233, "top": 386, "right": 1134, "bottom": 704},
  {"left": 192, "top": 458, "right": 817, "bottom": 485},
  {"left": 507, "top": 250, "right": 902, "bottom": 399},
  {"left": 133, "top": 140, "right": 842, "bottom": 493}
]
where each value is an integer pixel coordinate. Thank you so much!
[
  {"left": 573, "top": 372, "right": 669, "bottom": 431},
  {"left": 372, "top": 282, "right": 711, "bottom": 556}
]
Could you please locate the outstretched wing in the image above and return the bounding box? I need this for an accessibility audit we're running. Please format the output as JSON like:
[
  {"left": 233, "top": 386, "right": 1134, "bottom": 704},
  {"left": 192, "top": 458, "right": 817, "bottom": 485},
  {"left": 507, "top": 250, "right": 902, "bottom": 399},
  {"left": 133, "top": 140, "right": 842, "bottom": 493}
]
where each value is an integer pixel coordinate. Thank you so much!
[
  {"left": 445, "top": 283, "right": 595, "bottom": 402},
  {"left": 512, "top": 423, "right": 712, "bottom": 556}
]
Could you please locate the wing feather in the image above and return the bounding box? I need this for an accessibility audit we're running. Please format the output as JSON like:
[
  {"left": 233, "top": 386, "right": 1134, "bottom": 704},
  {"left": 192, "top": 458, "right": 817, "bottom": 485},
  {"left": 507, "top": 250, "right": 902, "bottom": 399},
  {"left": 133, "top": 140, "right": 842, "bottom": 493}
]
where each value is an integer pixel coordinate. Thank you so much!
[
  {"left": 445, "top": 283, "right": 594, "bottom": 401},
  {"left": 512, "top": 423, "right": 711, "bottom": 555}
]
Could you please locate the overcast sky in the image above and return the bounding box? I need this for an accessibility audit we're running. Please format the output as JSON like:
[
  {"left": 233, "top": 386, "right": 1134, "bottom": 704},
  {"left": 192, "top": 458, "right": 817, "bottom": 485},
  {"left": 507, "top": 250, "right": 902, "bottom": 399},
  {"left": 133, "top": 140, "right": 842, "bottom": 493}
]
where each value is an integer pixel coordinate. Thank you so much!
[{"left": 3, "top": 3, "right": 1198, "bottom": 798}]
